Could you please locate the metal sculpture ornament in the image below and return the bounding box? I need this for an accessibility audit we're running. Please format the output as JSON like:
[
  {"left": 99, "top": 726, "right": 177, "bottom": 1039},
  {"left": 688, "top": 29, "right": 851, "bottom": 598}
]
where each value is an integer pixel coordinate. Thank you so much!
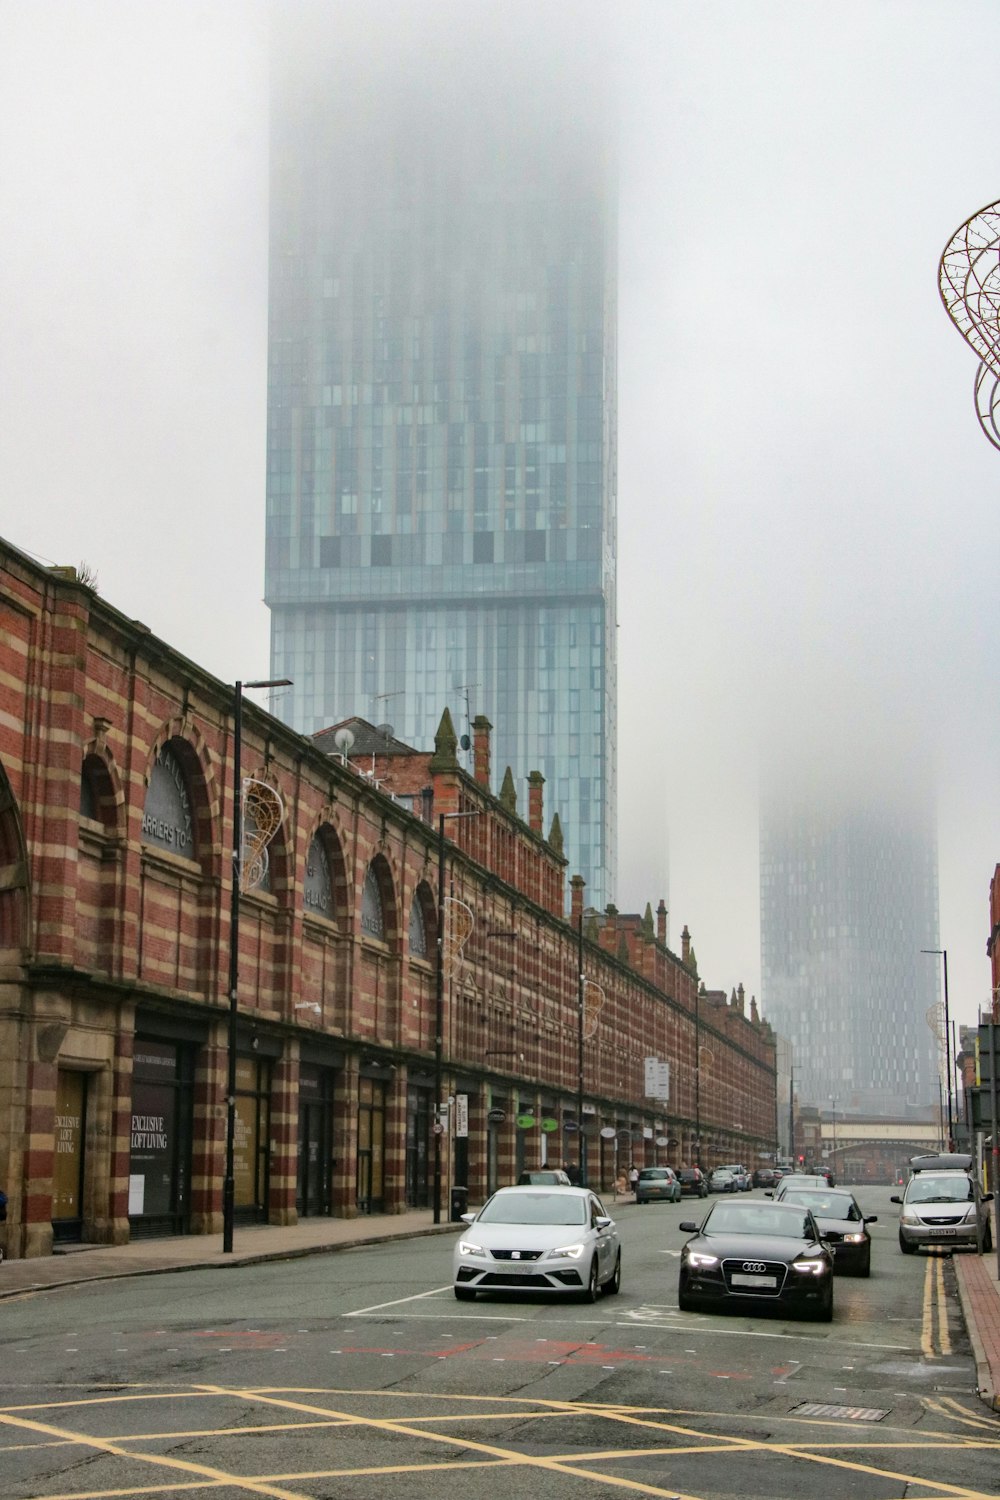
[
  {"left": 939, "top": 200, "right": 1000, "bottom": 450},
  {"left": 582, "top": 978, "right": 606, "bottom": 1040},
  {"left": 240, "top": 777, "right": 285, "bottom": 892},
  {"left": 442, "top": 897, "right": 474, "bottom": 980}
]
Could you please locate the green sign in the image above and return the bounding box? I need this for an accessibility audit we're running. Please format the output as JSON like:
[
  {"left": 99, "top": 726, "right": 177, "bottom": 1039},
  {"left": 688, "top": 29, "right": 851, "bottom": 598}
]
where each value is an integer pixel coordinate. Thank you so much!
[
  {"left": 515, "top": 1113, "right": 536, "bottom": 1129},
  {"left": 540, "top": 1117, "right": 558, "bottom": 1133}
]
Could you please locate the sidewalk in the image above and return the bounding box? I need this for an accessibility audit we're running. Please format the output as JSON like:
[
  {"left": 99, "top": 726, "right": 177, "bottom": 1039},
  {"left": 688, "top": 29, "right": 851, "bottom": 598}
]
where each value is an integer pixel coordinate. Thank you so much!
[
  {"left": 954, "top": 1252, "right": 1000, "bottom": 1414},
  {"left": 0, "top": 1210, "right": 459, "bottom": 1300}
]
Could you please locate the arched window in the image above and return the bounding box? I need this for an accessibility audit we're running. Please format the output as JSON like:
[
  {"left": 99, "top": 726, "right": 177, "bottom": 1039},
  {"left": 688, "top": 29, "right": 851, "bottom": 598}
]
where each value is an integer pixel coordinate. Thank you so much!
[
  {"left": 304, "top": 834, "right": 334, "bottom": 919},
  {"left": 142, "top": 746, "right": 195, "bottom": 859},
  {"left": 361, "top": 864, "right": 385, "bottom": 940},
  {"left": 408, "top": 893, "right": 427, "bottom": 956}
]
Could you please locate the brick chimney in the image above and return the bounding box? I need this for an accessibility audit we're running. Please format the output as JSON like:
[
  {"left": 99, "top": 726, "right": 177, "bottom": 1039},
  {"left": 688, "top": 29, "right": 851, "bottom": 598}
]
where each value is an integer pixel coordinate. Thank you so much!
[
  {"left": 472, "top": 714, "right": 492, "bottom": 789},
  {"left": 570, "top": 874, "right": 585, "bottom": 928},
  {"left": 656, "top": 899, "right": 667, "bottom": 944},
  {"left": 681, "top": 924, "right": 691, "bottom": 966},
  {"left": 736, "top": 982, "right": 746, "bottom": 1015},
  {"left": 527, "top": 770, "right": 545, "bottom": 834}
]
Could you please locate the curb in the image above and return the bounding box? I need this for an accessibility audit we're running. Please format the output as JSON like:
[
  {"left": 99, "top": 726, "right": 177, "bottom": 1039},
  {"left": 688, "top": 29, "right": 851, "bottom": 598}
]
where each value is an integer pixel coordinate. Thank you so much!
[
  {"left": 0, "top": 1221, "right": 459, "bottom": 1301},
  {"left": 954, "top": 1255, "right": 1000, "bottom": 1414}
]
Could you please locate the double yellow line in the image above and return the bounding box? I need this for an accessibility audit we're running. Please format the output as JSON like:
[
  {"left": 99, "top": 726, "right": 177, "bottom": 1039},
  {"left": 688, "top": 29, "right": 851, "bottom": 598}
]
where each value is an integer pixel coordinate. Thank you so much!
[{"left": 921, "top": 1253, "right": 953, "bottom": 1358}]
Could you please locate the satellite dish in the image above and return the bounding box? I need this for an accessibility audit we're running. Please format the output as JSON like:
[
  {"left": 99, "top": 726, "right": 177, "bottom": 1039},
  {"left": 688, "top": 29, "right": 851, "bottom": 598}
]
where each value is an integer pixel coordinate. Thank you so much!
[
  {"left": 376, "top": 723, "right": 395, "bottom": 738},
  {"left": 460, "top": 733, "right": 471, "bottom": 751},
  {"left": 333, "top": 728, "right": 355, "bottom": 755}
]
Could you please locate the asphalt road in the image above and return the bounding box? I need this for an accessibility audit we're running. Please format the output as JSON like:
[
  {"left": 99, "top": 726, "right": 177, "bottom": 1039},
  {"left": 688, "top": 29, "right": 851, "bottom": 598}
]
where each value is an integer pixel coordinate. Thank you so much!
[{"left": 0, "top": 1185, "right": 996, "bottom": 1500}]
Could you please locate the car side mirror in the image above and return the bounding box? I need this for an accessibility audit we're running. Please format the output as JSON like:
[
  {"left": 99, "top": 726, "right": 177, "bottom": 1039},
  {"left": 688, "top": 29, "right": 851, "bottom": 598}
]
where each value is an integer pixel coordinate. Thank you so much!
[
  {"left": 679, "top": 1220, "right": 698, "bottom": 1233},
  {"left": 889, "top": 1195, "right": 901, "bottom": 1205},
  {"left": 984, "top": 1193, "right": 994, "bottom": 1203},
  {"left": 764, "top": 1190, "right": 773, "bottom": 1198},
  {"left": 460, "top": 1212, "right": 476, "bottom": 1225},
  {"left": 595, "top": 1216, "right": 613, "bottom": 1229},
  {"left": 864, "top": 1215, "right": 878, "bottom": 1224}
]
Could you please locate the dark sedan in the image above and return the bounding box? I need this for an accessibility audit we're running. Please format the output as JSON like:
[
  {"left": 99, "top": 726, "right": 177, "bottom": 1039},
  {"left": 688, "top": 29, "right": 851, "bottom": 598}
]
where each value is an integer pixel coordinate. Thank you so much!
[
  {"left": 678, "top": 1166, "right": 708, "bottom": 1198},
  {"left": 678, "top": 1199, "right": 835, "bottom": 1320},
  {"left": 774, "top": 1186, "right": 876, "bottom": 1276}
]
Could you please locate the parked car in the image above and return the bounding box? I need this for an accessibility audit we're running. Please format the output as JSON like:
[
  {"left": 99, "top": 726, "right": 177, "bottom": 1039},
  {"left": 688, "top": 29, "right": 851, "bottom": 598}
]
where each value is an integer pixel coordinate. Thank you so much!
[
  {"left": 678, "top": 1198, "right": 834, "bottom": 1320},
  {"left": 453, "top": 1185, "right": 621, "bottom": 1301},
  {"left": 678, "top": 1166, "right": 709, "bottom": 1198},
  {"left": 774, "top": 1185, "right": 876, "bottom": 1275},
  {"left": 753, "top": 1167, "right": 777, "bottom": 1189},
  {"left": 517, "top": 1169, "right": 571, "bottom": 1186},
  {"left": 709, "top": 1168, "right": 737, "bottom": 1194},
  {"left": 720, "top": 1163, "right": 752, "bottom": 1191},
  {"left": 635, "top": 1166, "right": 682, "bottom": 1205},
  {"left": 891, "top": 1153, "right": 993, "bottom": 1254}
]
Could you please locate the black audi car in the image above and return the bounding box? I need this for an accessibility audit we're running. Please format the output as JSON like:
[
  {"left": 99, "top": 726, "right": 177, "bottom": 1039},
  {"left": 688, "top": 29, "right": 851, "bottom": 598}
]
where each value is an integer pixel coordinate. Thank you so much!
[{"left": 678, "top": 1199, "right": 835, "bottom": 1320}]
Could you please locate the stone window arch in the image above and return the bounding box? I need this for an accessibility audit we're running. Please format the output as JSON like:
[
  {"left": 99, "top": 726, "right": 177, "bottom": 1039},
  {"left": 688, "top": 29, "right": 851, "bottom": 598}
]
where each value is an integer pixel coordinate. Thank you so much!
[
  {"left": 304, "top": 832, "right": 334, "bottom": 919},
  {"left": 142, "top": 743, "right": 197, "bottom": 862},
  {"left": 408, "top": 879, "right": 437, "bottom": 959},
  {"left": 0, "top": 759, "right": 30, "bottom": 954},
  {"left": 361, "top": 864, "right": 385, "bottom": 940}
]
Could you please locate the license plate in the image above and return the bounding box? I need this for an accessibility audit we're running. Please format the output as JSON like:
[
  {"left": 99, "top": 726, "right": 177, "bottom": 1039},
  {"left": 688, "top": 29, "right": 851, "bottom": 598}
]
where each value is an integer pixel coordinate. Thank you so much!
[
  {"left": 731, "top": 1273, "right": 776, "bottom": 1288},
  {"left": 927, "top": 1227, "right": 957, "bottom": 1236}
]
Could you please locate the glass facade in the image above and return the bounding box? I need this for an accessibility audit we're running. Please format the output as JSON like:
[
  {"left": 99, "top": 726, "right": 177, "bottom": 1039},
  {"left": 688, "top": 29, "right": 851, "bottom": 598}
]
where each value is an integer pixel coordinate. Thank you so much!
[
  {"left": 265, "top": 29, "right": 617, "bottom": 907},
  {"left": 759, "top": 788, "right": 941, "bottom": 1117}
]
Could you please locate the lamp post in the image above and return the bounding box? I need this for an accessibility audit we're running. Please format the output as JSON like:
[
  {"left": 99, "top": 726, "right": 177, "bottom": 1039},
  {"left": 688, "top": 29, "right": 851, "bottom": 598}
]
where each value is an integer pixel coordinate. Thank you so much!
[
  {"left": 223, "top": 677, "right": 291, "bottom": 1255},
  {"left": 828, "top": 1095, "right": 838, "bottom": 1163},
  {"left": 577, "top": 910, "right": 586, "bottom": 1187},
  {"left": 922, "top": 948, "right": 953, "bottom": 1151},
  {"left": 694, "top": 984, "right": 701, "bottom": 1167},
  {"left": 434, "top": 809, "right": 480, "bottom": 1224}
]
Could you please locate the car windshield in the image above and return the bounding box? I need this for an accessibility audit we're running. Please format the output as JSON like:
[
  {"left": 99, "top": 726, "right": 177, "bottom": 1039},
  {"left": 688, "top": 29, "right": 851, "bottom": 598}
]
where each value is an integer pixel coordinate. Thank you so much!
[
  {"left": 907, "top": 1175, "right": 974, "bottom": 1204},
  {"left": 780, "top": 1190, "right": 860, "bottom": 1221},
  {"left": 706, "top": 1204, "right": 812, "bottom": 1239},
  {"left": 640, "top": 1169, "right": 669, "bottom": 1180},
  {"left": 479, "top": 1192, "right": 588, "bottom": 1225}
]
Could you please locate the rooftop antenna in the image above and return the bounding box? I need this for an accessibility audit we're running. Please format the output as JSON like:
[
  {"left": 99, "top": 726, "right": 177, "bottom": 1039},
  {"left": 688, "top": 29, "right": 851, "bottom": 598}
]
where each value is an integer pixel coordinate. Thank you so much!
[
  {"left": 332, "top": 727, "right": 355, "bottom": 765},
  {"left": 456, "top": 682, "right": 480, "bottom": 764}
]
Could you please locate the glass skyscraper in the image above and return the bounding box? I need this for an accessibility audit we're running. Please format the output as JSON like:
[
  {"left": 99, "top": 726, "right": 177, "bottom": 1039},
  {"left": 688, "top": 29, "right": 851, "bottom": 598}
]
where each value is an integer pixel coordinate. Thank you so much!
[
  {"left": 264, "top": 10, "right": 617, "bottom": 907},
  {"left": 759, "top": 780, "right": 941, "bottom": 1118}
]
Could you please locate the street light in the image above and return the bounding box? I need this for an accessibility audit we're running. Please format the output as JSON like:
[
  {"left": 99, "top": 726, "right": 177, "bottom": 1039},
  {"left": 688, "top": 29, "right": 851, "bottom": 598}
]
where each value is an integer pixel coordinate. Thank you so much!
[
  {"left": 434, "top": 809, "right": 481, "bottom": 1224},
  {"left": 828, "top": 1096, "right": 838, "bottom": 1161},
  {"left": 223, "top": 677, "right": 291, "bottom": 1255},
  {"left": 922, "top": 948, "right": 953, "bottom": 1151}
]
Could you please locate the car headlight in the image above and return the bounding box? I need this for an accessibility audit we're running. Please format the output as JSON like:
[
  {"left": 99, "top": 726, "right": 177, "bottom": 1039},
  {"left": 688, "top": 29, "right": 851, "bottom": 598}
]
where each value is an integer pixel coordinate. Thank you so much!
[
  {"left": 458, "top": 1240, "right": 487, "bottom": 1258},
  {"left": 548, "top": 1242, "right": 586, "bottom": 1259},
  {"left": 684, "top": 1250, "right": 719, "bottom": 1268},
  {"left": 842, "top": 1232, "right": 866, "bottom": 1243},
  {"left": 791, "top": 1256, "right": 828, "bottom": 1276},
  {"left": 900, "top": 1208, "right": 921, "bottom": 1224}
]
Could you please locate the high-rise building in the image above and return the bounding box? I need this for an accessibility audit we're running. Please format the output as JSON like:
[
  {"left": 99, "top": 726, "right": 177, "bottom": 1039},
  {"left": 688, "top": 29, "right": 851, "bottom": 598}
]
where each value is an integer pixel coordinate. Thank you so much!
[
  {"left": 264, "top": 9, "right": 617, "bottom": 906},
  {"left": 759, "top": 779, "right": 941, "bottom": 1118}
]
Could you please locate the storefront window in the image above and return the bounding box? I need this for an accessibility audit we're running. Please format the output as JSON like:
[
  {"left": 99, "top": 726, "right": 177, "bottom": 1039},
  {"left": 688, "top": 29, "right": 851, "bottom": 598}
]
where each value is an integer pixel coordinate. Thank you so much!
[{"left": 129, "top": 1039, "right": 193, "bottom": 1235}]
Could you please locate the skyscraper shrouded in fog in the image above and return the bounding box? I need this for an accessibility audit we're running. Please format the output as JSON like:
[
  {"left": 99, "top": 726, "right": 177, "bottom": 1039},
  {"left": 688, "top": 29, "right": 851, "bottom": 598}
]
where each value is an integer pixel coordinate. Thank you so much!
[
  {"left": 759, "top": 772, "right": 941, "bottom": 1119},
  {"left": 264, "top": 8, "right": 617, "bottom": 906}
]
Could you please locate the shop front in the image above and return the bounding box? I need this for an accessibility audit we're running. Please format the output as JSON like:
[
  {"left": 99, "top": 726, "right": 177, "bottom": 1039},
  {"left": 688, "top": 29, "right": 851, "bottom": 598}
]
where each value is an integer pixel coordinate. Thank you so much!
[
  {"left": 234, "top": 1054, "right": 271, "bottom": 1223},
  {"left": 128, "top": 1037, "right": 195, "bottom": 1238},
  {"left": 405, "top": 1077, "right": 433, "bottom": 1208},
  {"left": 356, "top": 1074, "right": 386, "bottom": 1214},
  {"left": 52, "top": 1069, "right": 88, "bottom": 1244},
  {"left": 297, "top": 1063, "right": 335, "bottom": 1217}
]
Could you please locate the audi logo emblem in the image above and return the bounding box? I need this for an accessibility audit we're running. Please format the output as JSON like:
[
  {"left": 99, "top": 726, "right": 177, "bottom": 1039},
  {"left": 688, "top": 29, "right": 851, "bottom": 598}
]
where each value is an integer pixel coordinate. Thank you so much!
[{"left": 742, "top": 1261, "right": 768, "bottom": 1273}]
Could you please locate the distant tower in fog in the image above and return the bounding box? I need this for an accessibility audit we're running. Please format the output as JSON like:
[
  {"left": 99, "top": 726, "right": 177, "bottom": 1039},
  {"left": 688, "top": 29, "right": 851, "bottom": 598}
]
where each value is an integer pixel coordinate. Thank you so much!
[
  {"left": 264, "top": 9, "right": 617, "bottom": 906},
  {"left": 759, "top": 776, "right": 940, "bottom": 1118}
]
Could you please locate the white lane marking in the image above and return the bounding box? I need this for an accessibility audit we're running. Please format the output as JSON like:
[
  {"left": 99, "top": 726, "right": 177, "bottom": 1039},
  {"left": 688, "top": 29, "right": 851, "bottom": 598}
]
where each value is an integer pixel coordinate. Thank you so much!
[{"left": 344, "top": 1286, "right": 454, "bottom": 1315}]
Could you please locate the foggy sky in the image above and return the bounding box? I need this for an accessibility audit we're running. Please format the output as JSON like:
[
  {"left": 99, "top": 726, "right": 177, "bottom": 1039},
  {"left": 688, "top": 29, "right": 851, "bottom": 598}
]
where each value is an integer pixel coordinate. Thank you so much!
[{"left": 2, "top": 0, "right": 999, "bottom": 1031}]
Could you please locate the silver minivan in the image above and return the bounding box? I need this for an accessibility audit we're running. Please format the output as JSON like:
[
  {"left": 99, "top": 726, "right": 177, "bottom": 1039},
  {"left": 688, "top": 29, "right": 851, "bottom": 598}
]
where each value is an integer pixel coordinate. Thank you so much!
[{"left": 891, "top": 1153, "right": 994, "bottom": 1254}]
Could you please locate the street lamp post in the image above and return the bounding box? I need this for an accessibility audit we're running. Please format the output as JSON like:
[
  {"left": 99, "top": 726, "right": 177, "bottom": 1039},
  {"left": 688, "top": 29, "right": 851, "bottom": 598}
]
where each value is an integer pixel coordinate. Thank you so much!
[
  {"left": 828, "top": 1096, "right": 838, "bottom": 1162},
  {"left": 223, "top": 677, "right": 291, "bottom": 1256},
  {"left": 434, "top": 809, "right": 480, "bottom": 1224},
  {"left": 922, "top": 948, "right": 953, "bottom": 1151},
  {"left": 577, "top": 910, "right": 586, "bottom": 1187}
]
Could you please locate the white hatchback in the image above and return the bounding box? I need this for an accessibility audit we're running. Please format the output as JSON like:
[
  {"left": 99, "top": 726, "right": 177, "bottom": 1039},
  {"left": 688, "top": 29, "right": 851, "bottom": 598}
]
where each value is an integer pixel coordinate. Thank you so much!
[{"left": 453, "top": 1185, "right": 621, "bottom": 1301}]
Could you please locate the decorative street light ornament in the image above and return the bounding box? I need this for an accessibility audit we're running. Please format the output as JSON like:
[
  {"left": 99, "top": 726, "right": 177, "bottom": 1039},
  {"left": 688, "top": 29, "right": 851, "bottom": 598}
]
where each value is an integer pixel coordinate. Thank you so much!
[
  {"left": 240, "top": 778, "right": 285, "bottom": 892},
  {"left": 939, "top": 199, "right": 1000, "bottom": 450},
  {"left": 442, "top": 896, "right": 474, "bottom": 979},
  {"left": 582, "top": 978, "right": 605, "bottom": 1039}
]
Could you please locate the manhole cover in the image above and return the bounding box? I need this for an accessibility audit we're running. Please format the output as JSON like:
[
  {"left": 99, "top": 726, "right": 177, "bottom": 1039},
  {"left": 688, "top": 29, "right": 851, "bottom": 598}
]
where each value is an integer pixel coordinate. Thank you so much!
[{"left": 791, "top": 1403, "right": 889, "bottom": 1421}]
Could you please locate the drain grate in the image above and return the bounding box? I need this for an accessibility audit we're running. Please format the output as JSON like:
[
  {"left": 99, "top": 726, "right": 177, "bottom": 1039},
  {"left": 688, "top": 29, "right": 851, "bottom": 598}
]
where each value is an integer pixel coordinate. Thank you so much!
[{"left": 791, "top": 1402, "right": 889, "bottom": 1421}]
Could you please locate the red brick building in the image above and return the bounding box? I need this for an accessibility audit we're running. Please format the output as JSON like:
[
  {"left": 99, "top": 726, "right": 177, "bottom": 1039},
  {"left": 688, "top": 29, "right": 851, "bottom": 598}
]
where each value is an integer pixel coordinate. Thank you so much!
[{"left": 0, "top": 537, "right": 776, "bottom": 1259}]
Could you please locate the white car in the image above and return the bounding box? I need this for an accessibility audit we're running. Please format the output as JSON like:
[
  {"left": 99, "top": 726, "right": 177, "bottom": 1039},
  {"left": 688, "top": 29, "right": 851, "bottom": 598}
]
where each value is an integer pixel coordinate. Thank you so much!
[{"left": 453, "top": 1185, "right": 621, "bottom": 1301}]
